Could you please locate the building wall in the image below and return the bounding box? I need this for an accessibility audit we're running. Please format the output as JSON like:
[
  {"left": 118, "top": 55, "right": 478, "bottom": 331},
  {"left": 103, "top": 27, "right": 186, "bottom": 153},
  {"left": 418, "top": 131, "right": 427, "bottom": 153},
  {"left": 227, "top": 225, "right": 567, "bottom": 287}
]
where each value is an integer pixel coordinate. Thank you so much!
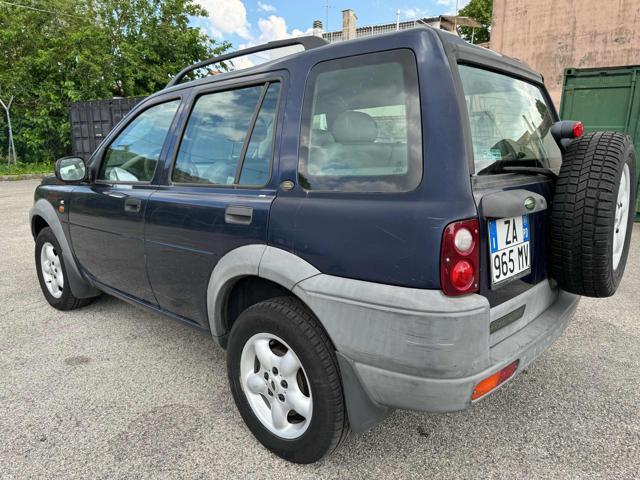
[{"left": 490, "top": 0, "right": 640, "bottom": 107}]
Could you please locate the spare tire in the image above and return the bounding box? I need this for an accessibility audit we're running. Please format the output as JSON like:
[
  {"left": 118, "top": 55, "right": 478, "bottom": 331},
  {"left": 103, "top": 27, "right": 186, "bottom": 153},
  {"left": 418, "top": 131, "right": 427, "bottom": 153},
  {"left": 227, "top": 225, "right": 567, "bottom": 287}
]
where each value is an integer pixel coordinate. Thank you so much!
[{"left": 550, "top": 131, "right": 636, "bottom": 297}]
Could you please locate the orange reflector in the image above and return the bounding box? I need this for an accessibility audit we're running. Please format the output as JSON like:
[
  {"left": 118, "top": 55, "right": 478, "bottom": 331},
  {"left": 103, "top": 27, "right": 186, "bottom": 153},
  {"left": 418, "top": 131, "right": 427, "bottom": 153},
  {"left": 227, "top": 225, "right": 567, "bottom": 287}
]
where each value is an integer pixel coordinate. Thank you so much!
[{"left": 471, "top": 360, "right": 519, "bottom": 400}]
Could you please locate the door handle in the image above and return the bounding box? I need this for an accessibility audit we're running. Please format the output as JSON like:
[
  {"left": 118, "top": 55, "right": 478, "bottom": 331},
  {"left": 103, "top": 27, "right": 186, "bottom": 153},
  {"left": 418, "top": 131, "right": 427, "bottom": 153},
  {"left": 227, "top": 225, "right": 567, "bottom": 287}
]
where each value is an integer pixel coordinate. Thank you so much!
[
  {"left": 124, "top": 197, "right": 142, "bottom": 213},
  {"left": 225, "top": 205, "right": 253, "bottom": 225}
]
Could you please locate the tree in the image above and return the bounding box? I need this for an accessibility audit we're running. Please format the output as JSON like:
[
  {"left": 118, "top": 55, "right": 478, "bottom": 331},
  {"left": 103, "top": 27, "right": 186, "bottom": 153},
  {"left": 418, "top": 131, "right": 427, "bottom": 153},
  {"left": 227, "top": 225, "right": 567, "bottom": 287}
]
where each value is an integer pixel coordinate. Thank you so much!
[
  {"left": 0, "top": 0, "right": 230, "bottom": 163},
  {"left": 0, "top": 93, "right": 16, "bottom": 164},
  {"left": 458, "top": 0, "right": 493, "bottom": 44}
]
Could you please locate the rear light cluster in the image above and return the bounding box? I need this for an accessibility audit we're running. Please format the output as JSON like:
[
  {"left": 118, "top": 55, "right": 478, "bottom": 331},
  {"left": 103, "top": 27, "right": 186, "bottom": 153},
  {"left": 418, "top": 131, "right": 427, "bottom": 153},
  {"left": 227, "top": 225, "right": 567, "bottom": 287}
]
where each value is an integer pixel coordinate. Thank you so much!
[{"left": 441, "top": 218, "right": 480, "bottom": 296}]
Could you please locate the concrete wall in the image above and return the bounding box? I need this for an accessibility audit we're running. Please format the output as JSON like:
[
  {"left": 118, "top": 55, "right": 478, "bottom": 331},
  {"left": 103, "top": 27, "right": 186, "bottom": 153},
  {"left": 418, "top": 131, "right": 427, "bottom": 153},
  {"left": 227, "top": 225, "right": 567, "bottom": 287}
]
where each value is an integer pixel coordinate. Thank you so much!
[{"left": 490, "top": 0, "right": 640, "bottom": 107}]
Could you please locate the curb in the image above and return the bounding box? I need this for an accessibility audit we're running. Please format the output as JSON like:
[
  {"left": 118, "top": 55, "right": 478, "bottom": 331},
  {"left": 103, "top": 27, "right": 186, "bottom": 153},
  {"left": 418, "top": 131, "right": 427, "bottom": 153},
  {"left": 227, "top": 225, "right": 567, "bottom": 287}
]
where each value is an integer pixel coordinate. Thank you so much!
[{"left": 0, "top": 173, "right": 53, "bottom": 182}]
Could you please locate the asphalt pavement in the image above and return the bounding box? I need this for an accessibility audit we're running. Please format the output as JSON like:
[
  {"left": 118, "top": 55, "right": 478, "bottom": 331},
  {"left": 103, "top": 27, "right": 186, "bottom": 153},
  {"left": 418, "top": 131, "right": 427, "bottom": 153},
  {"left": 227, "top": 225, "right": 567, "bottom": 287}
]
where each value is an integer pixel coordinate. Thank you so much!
[{"left": 1, "top": 179, "right": 639, "bottom": 479}]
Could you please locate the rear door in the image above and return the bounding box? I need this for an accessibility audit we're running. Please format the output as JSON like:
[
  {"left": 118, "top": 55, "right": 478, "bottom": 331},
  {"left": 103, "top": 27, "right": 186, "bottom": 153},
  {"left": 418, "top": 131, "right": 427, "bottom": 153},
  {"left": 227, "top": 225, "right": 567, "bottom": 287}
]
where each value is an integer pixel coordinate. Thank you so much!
[
  {"left": 144, "top": 75, "right": 284, "bottom": 325},
  {"left": 457, "top": 64, "right": 563, "bottom": 307}
]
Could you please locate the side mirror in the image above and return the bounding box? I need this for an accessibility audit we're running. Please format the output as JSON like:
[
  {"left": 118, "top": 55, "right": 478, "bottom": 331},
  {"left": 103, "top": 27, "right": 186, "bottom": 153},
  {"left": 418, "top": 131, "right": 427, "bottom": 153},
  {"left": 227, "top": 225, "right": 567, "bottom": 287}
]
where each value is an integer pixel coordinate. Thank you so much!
[
  {"left": 55, "top": 156, "right": 87, "bottom": 183},
  {"left": 551, "top": 120, "right": 584, "bottom": 150}
]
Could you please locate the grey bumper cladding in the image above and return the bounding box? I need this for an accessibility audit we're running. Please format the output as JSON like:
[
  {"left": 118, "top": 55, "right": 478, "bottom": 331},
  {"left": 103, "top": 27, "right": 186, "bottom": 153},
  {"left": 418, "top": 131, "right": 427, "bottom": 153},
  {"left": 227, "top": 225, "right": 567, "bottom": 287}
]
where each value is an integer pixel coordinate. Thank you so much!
[{"left": 294, "top": 273, "right": 578, "bottom": 415}]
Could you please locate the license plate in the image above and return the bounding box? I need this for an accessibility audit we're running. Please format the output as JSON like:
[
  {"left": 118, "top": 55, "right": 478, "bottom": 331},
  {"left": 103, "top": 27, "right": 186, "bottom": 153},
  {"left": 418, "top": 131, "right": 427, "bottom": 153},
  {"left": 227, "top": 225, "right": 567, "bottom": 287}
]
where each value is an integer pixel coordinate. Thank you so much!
[{"left": 488, "top": 215, "right": 531, "bottom": 286}]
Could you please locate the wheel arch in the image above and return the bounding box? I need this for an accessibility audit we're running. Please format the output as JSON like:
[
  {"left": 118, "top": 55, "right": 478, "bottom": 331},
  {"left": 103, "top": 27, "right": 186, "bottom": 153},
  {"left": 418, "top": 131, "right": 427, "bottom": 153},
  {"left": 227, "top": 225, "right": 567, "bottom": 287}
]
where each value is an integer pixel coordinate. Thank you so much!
[
  {"left": 29, "top": 199, "right": 100, "bottom": 299},
  {"left": 206, "top": 245, "right": 321, "bottom": 347},
  {"left": 31, "top": 214, "right": 49, "bottom": 239}
]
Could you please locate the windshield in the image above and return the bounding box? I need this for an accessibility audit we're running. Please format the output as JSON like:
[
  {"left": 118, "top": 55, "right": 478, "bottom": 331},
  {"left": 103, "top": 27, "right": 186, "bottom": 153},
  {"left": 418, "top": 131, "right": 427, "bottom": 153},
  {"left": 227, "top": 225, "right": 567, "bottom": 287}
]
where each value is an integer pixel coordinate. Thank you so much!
[{"left": 459, "top": 65, "right": 562, "bottom": 175}]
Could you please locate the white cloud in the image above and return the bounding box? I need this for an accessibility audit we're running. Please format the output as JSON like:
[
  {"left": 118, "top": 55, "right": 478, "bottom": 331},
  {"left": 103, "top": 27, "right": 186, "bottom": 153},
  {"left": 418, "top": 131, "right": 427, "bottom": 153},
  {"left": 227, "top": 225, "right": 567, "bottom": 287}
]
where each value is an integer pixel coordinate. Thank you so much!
[
  {"left": 197, "top": 0, "right": 253, "bottom": 40},
  {"left": 435, "top": 0, "right": 470, "bottom": 12},
  {"left": 257, "top": 15, "right": 289, "bottom": 42},
  {"left": 257, "top": 1, "right": 276, "bottom": 12},
  {"left": 229, "top": 17, "right": 313, "bottom": 70},
  {"left": 257, "top": 15, "right": 312, "bottom": 42},
  {"left": 401, "top": 7, "right": 429, "bottom": 19},
  {"left": 291, "top": 27, "right": 314, "bottom": 37}
]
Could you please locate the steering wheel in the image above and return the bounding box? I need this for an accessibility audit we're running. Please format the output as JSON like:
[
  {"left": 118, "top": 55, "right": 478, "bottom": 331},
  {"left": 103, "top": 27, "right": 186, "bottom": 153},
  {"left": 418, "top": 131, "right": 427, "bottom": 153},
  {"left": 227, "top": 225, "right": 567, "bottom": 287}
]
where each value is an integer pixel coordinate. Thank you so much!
[{"left": 118, "top": 153, "right": 159, "bottom": 181}]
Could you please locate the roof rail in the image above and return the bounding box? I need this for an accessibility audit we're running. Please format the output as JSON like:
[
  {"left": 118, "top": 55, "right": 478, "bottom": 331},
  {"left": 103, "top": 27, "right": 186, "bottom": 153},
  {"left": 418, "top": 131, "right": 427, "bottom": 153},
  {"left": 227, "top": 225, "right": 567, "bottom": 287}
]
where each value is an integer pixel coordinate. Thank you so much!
[{"left": 165, "top": 36, "right": 328, "bottom": 88}]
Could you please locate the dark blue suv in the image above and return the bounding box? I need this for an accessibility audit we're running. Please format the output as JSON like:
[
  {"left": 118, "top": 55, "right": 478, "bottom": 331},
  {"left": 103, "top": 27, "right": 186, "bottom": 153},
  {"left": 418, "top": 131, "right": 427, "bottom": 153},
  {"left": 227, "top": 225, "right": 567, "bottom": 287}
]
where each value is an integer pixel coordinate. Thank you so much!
[{"left": 30, "top": 28, "right": 636, "bottom": 463}]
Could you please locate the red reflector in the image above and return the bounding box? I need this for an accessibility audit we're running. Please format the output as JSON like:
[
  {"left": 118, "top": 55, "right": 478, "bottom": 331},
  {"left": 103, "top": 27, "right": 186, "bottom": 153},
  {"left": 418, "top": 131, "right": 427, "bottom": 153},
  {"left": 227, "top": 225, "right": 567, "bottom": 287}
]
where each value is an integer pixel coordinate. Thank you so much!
[
  {"left": 451, "top": 260, "right": 474, "bottom": 290},
  {"left": 572, "top": 121, "right": 584, "bottom": 138},
  {"left": 471, "top": 360, "right": 520, "bottom": 400}
]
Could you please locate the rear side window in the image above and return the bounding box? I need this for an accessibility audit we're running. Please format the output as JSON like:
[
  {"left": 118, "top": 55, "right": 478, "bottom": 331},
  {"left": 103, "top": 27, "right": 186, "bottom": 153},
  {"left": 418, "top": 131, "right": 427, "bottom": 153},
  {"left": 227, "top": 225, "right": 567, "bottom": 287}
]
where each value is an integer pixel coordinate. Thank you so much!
[
  {"left": 173, "top": 82, "right": 280, "bottom": 186},
  {"left": 298, "top": 50, "right": 422, "bottom": 192},
  {"left": 99, "top": 100, "right": 180, "bottom": 183},
  {"left": 458, "top": 65, "right": 562, "bottom": 175}
]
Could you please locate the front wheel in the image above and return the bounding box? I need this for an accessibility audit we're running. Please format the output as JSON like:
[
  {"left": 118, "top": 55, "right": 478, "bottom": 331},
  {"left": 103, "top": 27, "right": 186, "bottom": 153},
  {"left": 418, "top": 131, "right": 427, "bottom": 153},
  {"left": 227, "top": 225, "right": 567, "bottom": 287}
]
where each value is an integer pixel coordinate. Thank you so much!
[
  {"left": 227, "top": 296, "right": 349, "bottom": 463},
  {"left": 35, "top": 227, "right": 93, "bottom": 310}
]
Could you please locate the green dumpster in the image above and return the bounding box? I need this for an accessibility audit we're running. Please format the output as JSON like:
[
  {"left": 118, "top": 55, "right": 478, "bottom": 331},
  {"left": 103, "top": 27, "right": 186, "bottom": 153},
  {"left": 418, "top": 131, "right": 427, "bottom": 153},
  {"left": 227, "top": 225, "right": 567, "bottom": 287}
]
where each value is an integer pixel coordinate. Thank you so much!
[{"left": 559, "top": 65, "right": 640, "bottom": 220}]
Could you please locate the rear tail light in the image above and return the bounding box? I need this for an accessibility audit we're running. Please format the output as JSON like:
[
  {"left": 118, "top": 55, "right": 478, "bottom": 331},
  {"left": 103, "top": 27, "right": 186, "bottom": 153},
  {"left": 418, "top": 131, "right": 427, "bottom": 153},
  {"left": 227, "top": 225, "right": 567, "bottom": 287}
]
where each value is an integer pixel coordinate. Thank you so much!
[
  {"left": 551, "top": 120, "right": 584, "bottom": 144},
  {"left": 441, "top": 218, "right": 480, "bottom": 296},
  {"left": 572, "top": 121, "right": 584, "bottom": 138}
]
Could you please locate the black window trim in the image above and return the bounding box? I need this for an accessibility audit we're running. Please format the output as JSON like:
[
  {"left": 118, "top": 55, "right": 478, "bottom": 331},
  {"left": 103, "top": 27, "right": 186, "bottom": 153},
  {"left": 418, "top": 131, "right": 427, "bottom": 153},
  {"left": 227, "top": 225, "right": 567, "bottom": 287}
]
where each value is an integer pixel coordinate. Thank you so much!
[
  {"left": 297, "top": 48, "right": 424, "bottom": 194},
  {"left": 168, "top": 74, "right": 285, "bottom": 189},
  {"left": 94, "top": 95, "right": 184, "bottom": 186}
]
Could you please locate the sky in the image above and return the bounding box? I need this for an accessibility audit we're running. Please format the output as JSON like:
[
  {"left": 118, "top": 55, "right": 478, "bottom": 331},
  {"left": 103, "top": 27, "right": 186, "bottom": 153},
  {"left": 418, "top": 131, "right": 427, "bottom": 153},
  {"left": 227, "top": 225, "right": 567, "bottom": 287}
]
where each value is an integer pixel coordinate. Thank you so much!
[{"left": 191, "top": 0, "right": 470, "bottom": 54}]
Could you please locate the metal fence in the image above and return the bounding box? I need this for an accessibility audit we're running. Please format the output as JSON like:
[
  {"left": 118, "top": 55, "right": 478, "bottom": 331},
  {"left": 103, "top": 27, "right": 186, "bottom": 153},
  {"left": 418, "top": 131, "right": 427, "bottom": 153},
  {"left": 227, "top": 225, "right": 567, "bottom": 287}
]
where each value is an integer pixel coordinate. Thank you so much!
[{"left": 68, "top": 97, "right": 145, "bottom": 159}]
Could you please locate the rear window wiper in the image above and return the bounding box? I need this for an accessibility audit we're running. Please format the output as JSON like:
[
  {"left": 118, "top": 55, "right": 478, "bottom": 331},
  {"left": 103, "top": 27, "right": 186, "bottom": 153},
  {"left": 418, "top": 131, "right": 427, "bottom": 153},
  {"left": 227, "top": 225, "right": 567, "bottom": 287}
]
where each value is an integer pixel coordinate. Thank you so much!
[
  {"left": 477, "top": 159, "right": 558, "bottom": 180},
  {"left": 499, "top": 166, "right": 558, "bottom": 180}
]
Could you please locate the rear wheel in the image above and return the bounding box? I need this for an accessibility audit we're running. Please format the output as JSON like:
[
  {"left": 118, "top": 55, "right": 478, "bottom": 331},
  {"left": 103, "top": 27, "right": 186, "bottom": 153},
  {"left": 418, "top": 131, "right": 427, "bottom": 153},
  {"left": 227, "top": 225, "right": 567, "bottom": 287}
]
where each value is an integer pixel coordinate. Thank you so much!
[
  {"left": 227, "top": 296, "right": 349, "bottom": 463},
  {"left": 550, "top": 132, "right": 636, "bottom": 297},
  {"left": 35, "top": 227, "right": 93, "bottom": 310}
]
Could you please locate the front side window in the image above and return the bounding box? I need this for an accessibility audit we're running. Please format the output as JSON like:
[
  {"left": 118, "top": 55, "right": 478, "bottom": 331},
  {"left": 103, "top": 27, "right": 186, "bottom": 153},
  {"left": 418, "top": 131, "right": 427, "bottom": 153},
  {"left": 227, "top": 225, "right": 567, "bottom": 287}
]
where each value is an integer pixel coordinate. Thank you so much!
[
  {"left": 99, "top": 100, "right": 180, "bottom": 182},
  {"left": 172, "top": 82, "right": 280, "bottom": 186},
  {"left": 458, "top": 65, "right": 562, "bottom": 175},
  {"left": 298, "top": 50, "right": 422, "bottom": 192}
]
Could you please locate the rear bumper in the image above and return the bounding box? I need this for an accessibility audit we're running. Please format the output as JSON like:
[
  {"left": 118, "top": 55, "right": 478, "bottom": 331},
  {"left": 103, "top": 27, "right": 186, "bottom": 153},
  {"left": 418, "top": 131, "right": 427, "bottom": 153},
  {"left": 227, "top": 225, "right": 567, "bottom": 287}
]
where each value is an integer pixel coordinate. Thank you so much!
[
  {"left": 294, "top": 275, "right": 579, "bottom": 422},
  {"left": 349, "top": 289, "right": 578, "bottom": 412}
]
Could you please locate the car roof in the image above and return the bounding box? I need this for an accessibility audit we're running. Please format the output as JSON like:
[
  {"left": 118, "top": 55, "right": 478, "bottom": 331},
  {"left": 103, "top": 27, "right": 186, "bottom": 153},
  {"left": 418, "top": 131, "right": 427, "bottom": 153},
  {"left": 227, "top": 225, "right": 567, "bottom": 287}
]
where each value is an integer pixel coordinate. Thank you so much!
[{"left": 157, "top": 26, "right": 542, "bottom": 99}]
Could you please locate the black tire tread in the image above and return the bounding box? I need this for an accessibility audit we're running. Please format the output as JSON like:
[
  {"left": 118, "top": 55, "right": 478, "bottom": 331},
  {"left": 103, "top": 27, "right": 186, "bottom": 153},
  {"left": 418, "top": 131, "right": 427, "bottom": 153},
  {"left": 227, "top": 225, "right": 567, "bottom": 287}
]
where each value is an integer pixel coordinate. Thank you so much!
[{"left": 550, "top": 131, "right": 635, "bottom": 296}]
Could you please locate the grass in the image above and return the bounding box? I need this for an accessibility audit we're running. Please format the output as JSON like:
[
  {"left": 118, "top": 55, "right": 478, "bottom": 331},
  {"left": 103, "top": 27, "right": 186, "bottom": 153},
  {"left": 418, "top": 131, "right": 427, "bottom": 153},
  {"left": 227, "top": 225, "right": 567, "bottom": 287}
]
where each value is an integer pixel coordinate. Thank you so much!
[{"left": 0, "top": 160, "right": 54, "bottom": 176}]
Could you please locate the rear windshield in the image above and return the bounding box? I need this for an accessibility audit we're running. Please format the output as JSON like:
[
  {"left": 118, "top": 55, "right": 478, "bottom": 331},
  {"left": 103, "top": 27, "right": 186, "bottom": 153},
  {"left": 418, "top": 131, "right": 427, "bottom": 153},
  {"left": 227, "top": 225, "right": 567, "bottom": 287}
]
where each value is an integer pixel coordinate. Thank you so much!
[{"left": 459, "top": 65, "right": 562, "bottom": 175}]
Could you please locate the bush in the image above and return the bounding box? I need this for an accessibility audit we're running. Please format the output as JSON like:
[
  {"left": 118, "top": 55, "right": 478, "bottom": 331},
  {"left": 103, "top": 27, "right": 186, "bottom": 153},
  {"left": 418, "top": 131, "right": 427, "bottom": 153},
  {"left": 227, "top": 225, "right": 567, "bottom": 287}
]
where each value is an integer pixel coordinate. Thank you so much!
[{"left": 0, "top": 160, "right": 54, "bottom": 176}]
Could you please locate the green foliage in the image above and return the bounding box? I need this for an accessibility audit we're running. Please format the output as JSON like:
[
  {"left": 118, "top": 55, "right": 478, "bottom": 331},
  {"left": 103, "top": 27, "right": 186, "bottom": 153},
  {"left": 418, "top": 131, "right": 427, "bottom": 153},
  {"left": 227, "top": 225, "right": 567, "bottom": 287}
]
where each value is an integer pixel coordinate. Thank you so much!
[
  {"left": 0, "top": 160, "right": 54, "bottom": 175},
  {"left": 0, "top": 0, "right": 230, "bottom": 163},
  {"left": 458, "top": 0, "right": 493, "bottom": 44}
]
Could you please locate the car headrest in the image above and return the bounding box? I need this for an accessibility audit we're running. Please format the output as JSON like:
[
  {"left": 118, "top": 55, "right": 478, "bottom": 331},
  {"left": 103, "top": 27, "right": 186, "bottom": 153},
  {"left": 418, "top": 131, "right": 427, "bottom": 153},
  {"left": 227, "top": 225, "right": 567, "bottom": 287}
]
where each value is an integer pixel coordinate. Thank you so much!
[
  {"left": 311, "top": 129, "right": 335, "bottom": 146},
  {"left": 331, "top": 111, "right": 378, "bottom": 144}
]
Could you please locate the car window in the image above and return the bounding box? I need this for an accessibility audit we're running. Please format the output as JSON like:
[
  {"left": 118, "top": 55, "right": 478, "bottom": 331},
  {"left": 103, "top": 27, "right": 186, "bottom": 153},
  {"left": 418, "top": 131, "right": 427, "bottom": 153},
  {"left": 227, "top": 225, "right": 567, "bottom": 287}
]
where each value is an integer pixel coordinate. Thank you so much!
[
  {"left": 99, "top": 100, "right": 180, "bottom": 182},
  {"left": 458, "top": 65, "right": 562, "bottom": 175},
  {"left": 239, "top": 83, "right": 280, "bottom": 185},
  {"left": 172, "top": 82, "right": 280, "bottom": 186},
  {"left": 298, "top": 49, "right": 422, "bottom": 192}
]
